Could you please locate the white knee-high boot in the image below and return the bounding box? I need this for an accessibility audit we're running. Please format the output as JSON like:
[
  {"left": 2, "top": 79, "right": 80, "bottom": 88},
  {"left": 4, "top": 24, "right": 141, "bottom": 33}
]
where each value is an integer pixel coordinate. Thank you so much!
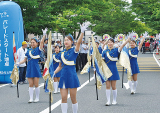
[
  {"left": 28, "top": 87, "right": 34, "bottom": 103},
  {"left": 133, "top": 81, "right": 138, "bottom": 93},
  {"left": 105, "top": 89, "right": 111, "bottom": 106},
  {"left": 72, "top": 103, "right": 78, "bottom": 113},
  {"left": 112, "top": 89, "right": 117, "bottom": 105},
  {"left": 34, "top": 87, "right": 40, "bottom": 102},
  {"left": 129, "top": 81, "right": 134, "bottom": 94},
  {"left": 61, "top": 103, "right": 68, "bottom": 113},
  {"left": 54, "top": 82, "right": 58, "bottom": 93}
]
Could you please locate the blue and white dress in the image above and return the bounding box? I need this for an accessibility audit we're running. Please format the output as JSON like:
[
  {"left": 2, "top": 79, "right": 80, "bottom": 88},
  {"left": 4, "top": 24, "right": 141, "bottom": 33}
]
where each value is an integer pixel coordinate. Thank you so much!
[
  {"left": 102, "top": 48, "right": 120, "bottom": 80},
  {"left": 52, "top": 52, "right": 61, "bottom": 78},
  {"left": 129, "top": 47, "right": 140, "bottom": 75},
  {"left": 25, "top": 47, "right": 42, "bottom": 78},
  {"left": 90, "top": 46, "right": 102, "bottom": 55},
  {"left": 58, "top": 47, "right": 80, "bottom": 89}
]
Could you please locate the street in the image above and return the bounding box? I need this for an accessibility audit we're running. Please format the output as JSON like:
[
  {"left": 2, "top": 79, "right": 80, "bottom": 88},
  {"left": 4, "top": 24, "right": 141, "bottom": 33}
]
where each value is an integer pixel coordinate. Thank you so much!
[{"left": 0, "top": 52, "right": 160, "bottom": 113}]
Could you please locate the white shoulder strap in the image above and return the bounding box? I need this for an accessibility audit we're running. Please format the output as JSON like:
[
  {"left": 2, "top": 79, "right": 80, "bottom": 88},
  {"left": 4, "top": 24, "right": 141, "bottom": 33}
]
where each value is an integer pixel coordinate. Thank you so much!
[
  {"left": 106, "top": 51, "right": 118, "bottom": 61},
  {"left": 61, "top": 52, "right": 75, "bottom": 65},
  {"left": 129, "top": 49, "right": 137, "bottom": 58},
  {"left": 29, "top": 51, "right": 40, "bottom": 59},
  {"left": 53, "top": 55, "right": 60, "bottom": 62}
]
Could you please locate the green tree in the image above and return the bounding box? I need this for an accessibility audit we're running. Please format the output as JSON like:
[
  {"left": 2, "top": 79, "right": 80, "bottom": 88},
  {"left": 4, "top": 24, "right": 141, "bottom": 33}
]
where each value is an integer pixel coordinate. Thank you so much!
[
  {"left": 132, "top": 0, "right": 160, "bottom": 34},
  {"left": 13, "top": 0, "right": 54, "bottom": 35}
]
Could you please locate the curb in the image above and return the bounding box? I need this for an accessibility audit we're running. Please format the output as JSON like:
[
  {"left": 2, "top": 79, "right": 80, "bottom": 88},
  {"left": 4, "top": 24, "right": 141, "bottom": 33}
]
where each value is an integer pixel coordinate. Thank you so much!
[{"left": 153, "top": 52, "right": 160, "bottom": 67}]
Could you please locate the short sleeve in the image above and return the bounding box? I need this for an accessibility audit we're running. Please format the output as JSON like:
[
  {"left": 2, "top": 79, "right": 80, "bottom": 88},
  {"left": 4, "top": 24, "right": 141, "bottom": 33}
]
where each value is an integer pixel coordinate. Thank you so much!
[
  {"left": 57, "top": 53, "right": 61, "bottom": 62},
  {"left": 25, "top": 50, "right": 29, "bottom": 58},
  {"left": 39, "top": 46, "right": 43, "bottom": 52},
  {"left": 59, "top": 52, "right": 62, "bottom": 62},
  {"left": 74, "top": 47, "right": 79, "bottom": 54},
  {"left": 102, "top": 51, "right": 105, "bottom": 59},
  {"left": 117, "top": 47, "right": 120, "bottom": 53},
  {"left": 103, "top": 45, "right": 107, "bottom": 51}
]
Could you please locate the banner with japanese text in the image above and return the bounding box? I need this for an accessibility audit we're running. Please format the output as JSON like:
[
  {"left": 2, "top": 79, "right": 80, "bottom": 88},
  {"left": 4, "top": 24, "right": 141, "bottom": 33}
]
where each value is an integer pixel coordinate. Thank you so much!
[{"left": 0, "top": 1, "right": 24, "bottom": 83}]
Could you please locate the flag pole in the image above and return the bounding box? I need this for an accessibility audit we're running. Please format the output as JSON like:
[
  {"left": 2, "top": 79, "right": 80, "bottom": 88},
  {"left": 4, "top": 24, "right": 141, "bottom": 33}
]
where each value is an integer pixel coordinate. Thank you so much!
[
  {"left": 13, "top": 32, "right": 19, "bottom": 98},
  {"left": 89, "top": 67, "right": 90, "bottom": 82},
  {"left": 95, "top": 70, "right": 98, "bottom": 100},
  {"left": 49, "top": 92, "right": 51, "bottom": 113},
  {"left": 17, "top": 82, "right": 19, "bottom": 98},
  {"left": 49, "top": 28, "right": 52, "bottom": 113},
  {"left": 122, "top": 67, "right": 124, "bottom": 88}
]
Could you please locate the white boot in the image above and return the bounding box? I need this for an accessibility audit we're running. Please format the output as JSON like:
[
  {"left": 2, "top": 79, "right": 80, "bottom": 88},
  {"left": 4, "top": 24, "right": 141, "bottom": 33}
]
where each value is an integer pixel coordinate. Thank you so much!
[
  {"left": 72, "top": 103, "right": 78, "bottom": 113},
  {"left": 112, "top": 89, "right": 117, "bottom": 105},
  {"left": 133, "top": 81, "right": 138, "bottom": 93},
  {"left": 105, "top": 89, "right": 111, "bottom": 106},
  {"left": 54, "top": 82, "right": 58, "bottom": 94},
  {"left": 61, "top": 103, "right": 68, "bottom": 113},
  {"left": 28, "top": 87, "right": 34, "bottom": 103},
  {"left": 34, "top": 87, "right": 40, "bottom": 102},
  {"left": 58, "top": 82, "right": 60, "bottom": 92},
  {"left": 129, "top": 81, "right": 134, "bottom": 94}
]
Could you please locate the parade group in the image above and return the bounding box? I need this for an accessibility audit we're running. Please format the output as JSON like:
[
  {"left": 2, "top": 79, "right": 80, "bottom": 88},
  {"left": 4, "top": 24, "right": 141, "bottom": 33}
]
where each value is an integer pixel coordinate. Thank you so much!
[{"left": 16, "top": 24, "right": 150, "bottom": 113}]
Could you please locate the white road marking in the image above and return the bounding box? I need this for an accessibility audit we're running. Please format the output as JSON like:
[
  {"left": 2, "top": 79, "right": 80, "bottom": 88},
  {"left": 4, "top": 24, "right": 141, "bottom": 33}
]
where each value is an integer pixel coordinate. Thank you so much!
[
  {"left": 0, "top": 83, "right": 44, "bottom": 89},
  {"left": 40, "top": 77, "right": 94, "bottom": 113},
  {"left": 153, "top": 52, "right": 160, "bottom": 67},
  {"left": 0, "top": 84, "right": 9, "bottom": 88}
]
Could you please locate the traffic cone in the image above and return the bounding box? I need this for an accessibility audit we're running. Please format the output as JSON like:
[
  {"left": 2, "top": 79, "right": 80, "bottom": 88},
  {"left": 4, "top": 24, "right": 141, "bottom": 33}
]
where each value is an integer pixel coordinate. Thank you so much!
[{"left": 156, "top": 46, "right": 159, "bottom": 55}]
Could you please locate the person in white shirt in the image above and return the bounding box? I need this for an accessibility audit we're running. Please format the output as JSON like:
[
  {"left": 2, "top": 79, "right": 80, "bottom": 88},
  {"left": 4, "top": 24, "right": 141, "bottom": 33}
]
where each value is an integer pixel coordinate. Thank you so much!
[
  {"left": 80, "top": 40, "right": 87, "bottom": 69},
  {"left": 17, "top": 41, "right": 28, "bottom": 84},
  {"left": 85, "top": 41, "right": 89, "bottom": 64}
]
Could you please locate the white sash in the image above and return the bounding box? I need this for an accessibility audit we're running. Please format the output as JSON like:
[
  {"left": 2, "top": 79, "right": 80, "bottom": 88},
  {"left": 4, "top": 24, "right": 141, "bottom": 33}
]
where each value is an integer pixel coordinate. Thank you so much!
[
  {"left": 106, "top": 52, "right": 118, "bottom": 61},
  {"left": 53, "top": 55, "right": 60, "bottom": 62},
  {"left": 61, "top": 52, "right": 75, "bottom": 65},
  {"left": 129, "top": 49, "right": 137, "bottom": 58},
  {"left": 29, "top": 51, "right": 40, "bottom": 59}
]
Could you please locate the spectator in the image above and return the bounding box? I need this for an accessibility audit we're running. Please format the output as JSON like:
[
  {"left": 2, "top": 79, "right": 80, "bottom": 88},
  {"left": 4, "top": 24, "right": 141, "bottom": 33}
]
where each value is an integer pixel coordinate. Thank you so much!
[
  {"left": 39, "top": 49, "right": 45, "bottom": 71},
  {"left": 44, "top": 39, "right": 48, "bottom": 58},
  {"left": 145, "top": 40, "right": 150, "bottom": 47},
  {"left": 85, "top": 41, "right": 89, "bottom": 64},
  {"left": 80, "top": 39, "right": 87, "bottom": 69},
  {"left": 17, "top": 41, "right": 28, "bottom": 84}
]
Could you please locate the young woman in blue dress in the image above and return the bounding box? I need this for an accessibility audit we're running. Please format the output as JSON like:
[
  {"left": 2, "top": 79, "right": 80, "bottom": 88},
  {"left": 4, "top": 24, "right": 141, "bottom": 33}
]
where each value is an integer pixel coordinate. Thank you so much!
[
  {"left": 52, "top": 45, "right": 61, "bottom": 94},
  {"left": 128, "top": 37, "right": 145, "bottom": 94},
  {"left": 102, "top": 38, "right": 130, "bottom": 106},
  {"left": 18, "top": 28, "right": 48, "bottom": 103},
  {"left": 53, "top": 24, "right": 88, "bottom": 113}
]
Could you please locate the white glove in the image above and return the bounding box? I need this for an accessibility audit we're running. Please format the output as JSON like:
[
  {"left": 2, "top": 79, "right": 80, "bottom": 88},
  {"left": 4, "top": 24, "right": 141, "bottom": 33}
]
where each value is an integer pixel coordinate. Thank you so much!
[
  {"left": 143, "top": 31, "right": 148, "bottom": 38},
  {"left": 16, "top": 62, "right": 20, "bottom": 66},
  {"left": 80, "top": 23, "right": 88, "bottom": 33},
  {"left": 42, "top": 28, "right": 48, "bottom": 36},
  {"left": 129, "top": 32, "right": 135, "bottom": 40}
]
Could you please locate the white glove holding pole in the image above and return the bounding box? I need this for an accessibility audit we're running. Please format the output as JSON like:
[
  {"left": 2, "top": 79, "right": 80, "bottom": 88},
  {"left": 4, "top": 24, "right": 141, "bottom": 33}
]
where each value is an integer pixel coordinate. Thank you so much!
[
  {"left": 16, "top": 62, "right": 20, "bottom": 67},
  {"left": 42, "top": 28, "right": 48, "bottom": 36},
  {"left": 80, "top": 23, "right": 88, "bottom": 33}
]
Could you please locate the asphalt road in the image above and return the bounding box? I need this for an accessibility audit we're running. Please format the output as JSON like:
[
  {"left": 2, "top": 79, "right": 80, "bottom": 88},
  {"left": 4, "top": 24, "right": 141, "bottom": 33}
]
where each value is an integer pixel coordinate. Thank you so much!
[{"left": 0, "top": 52, "right": 160, "bottom": 113}]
